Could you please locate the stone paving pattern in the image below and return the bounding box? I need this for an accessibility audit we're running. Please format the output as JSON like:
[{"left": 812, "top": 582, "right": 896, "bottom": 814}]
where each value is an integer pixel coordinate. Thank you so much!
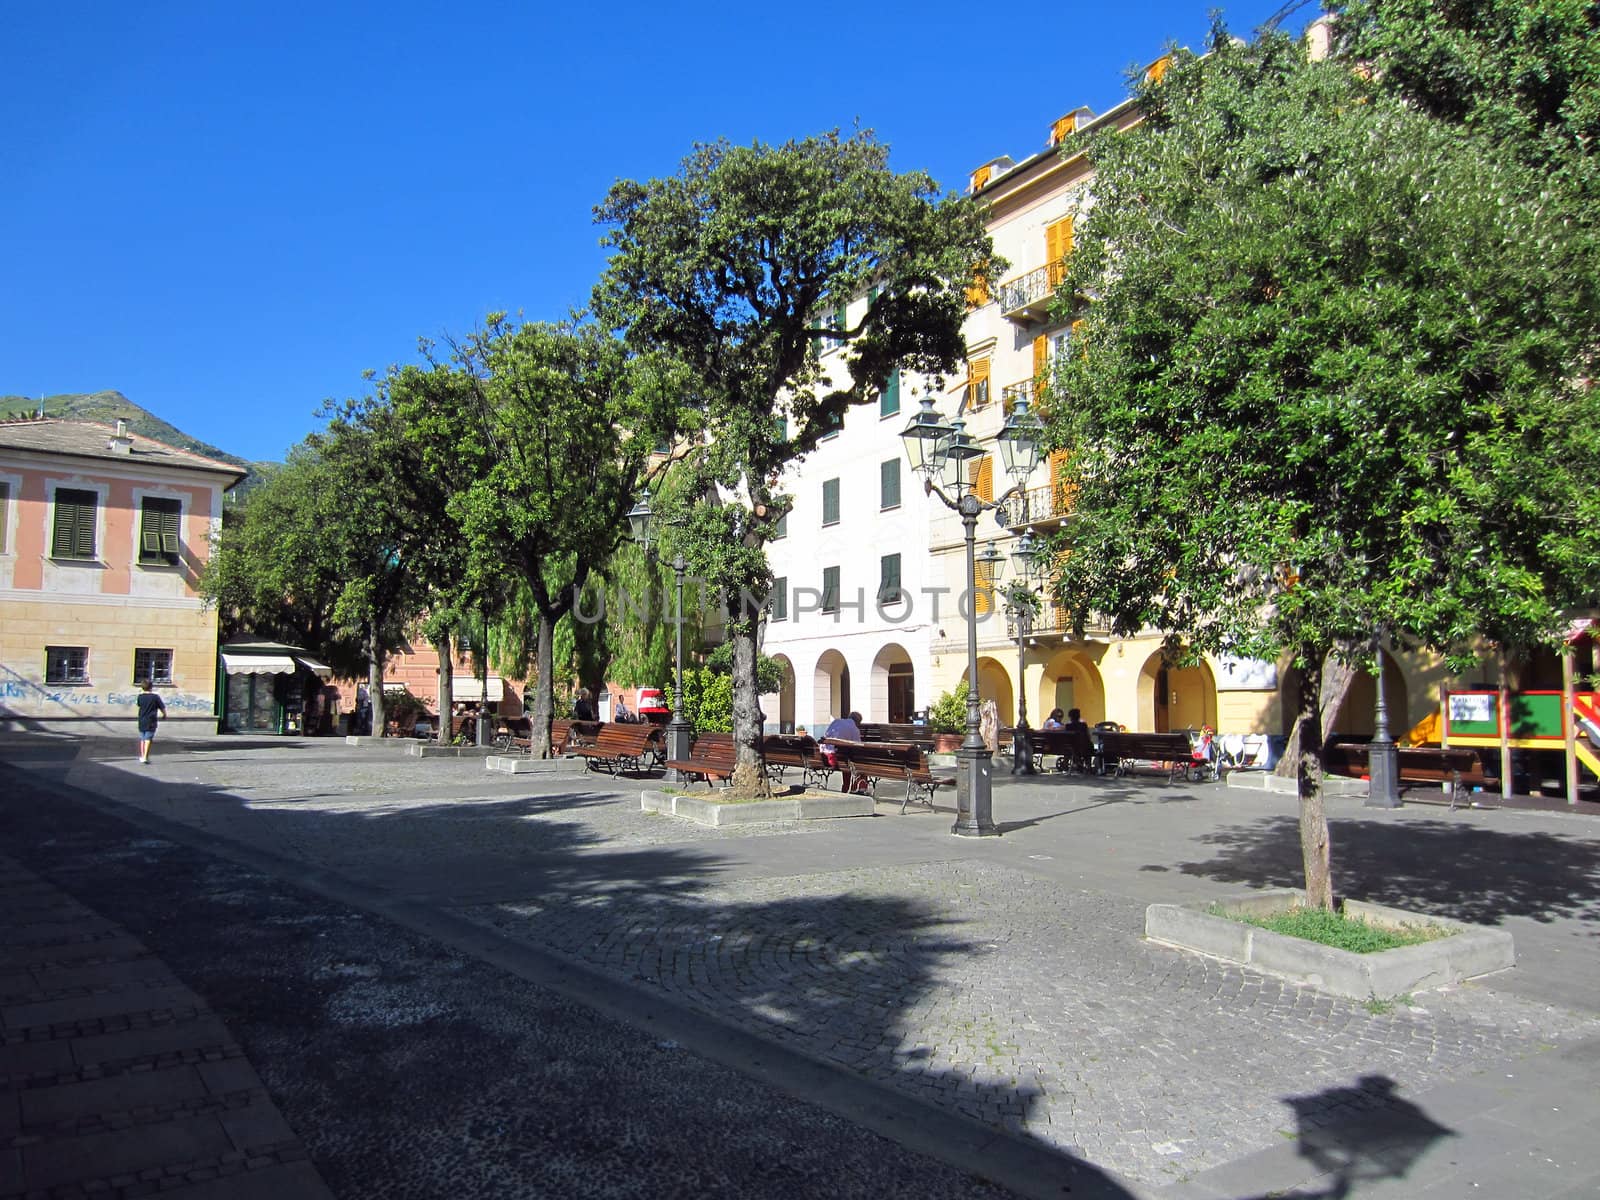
[{"left": 6, "top": 734, "right": 1600, "bottom": 1195}]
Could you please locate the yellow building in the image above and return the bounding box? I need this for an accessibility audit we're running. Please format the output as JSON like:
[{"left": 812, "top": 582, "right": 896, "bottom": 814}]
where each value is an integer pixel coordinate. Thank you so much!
[{"left": 0, "top": 418, "right": 244, "bottom": 733}]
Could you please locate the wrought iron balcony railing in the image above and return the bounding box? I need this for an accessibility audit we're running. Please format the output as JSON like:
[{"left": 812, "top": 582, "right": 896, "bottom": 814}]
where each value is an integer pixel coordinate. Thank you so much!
[
  {"left": 997, "top": 259, "right": 1069, "bottom": 323},
  {"left": 999, "top": 481, "right": 1076, "bottom": 528}
]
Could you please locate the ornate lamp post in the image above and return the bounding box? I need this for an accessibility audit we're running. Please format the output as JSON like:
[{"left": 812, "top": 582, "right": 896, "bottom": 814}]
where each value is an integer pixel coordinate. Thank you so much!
[
  {"left": 627, "top": 489, "right": 694, "bottom": 777},
  {"left": 1365, "top": 627, "right": 1401, "bottom": 808},
  {"left": 901, "top": 392, "right": 1044, "bottom": 836},
  {"left": 1005, "top": 529, "right": 1042, "bottom": 775}
]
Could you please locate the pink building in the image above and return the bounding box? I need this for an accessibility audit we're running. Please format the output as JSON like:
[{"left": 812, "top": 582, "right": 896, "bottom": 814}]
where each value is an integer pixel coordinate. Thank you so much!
[{"left": 0, "top": 419, "right": 244, "bottom": 732}]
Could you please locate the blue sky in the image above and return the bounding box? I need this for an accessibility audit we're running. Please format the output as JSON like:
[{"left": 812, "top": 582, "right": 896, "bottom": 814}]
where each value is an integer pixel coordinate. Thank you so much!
[{"left": 2, "top": 0, "right": 1303, "bottom": 463}]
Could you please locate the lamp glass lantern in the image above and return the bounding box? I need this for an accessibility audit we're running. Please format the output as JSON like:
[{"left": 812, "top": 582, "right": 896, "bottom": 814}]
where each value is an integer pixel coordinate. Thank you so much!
[
  {"left": 899, "top": 392, "right": 952, "bottom": 481},
  {"left": 996, "top": 394, "right": 1045, "bottom": 482},
  {"left": 977, "top": 539, "right": 1006, "bottom": 587},
  {"left": 938, "top": 417, "right": 985, "bottom": 492},
  {"left": 1011, "top": 528, "right": 1039, "bottom": 580},
  {"left": 627, "top": 490, "right": 653, "bottom": 546}
]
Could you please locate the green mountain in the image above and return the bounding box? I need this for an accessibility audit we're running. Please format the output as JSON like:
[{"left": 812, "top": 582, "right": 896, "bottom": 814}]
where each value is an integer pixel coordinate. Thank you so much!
[{"left": 0, "top": 390, "right": 280, "bottom": 491}]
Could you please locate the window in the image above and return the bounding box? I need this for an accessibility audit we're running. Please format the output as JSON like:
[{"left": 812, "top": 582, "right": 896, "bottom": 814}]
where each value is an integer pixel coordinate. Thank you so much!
[
  {"left": 46, "top": 646, "right": 89, "bottom": 685},
  {"left": 879, "top": 371, "right": 900, "bottom": 418},
  {"left": 970, "top": 164, "right": 992, "bottom": 192},
  {"left": 822, "top": 478, "right": 840, "bottom": 526},
  {"left": 1050, "top": 114, "right": 1077, "bottom": 146},
  {"left": 878, "top": 553, "right": 902, "bottom": 603},
  {"left": 966, "top": 272, "right": 989, "bottom": 309},
  {"left": 51, "top": 488, "right": 97, "bottom": 560},
  {"left": 822, "top": 566, "right": 840, "bottom": 613},
  {"left": 968, "top": 357, "right": 992, "bottom": 409},
  {"left": 134, "top": 648, "right": 174, "bottom": 686},
  {"left": 880, "top": 459, "right": 901, "bottom": 510},
  {"left": 0, "top": 481, "right": 9, "bottom": 552},
  {"left": 819, "top": 407, "right": 843, "bottom": 439},
  {"left": 139, "top": 497, "right": 182, "bottom": 566},
  {"left": 975, "top": 557, "right": 995, "bottom": 616},
  {"left": 770, "top": 576, "right": 788, "bottom": 622},
  {"left": 974, "top": 455, "right": 994, "bottom": 503},
  {"left": 773, "top": 511, "right": 788, "bottom": 540},
  {"left": 1046, "top": 216, "right": 1075, "bottom": 287}
]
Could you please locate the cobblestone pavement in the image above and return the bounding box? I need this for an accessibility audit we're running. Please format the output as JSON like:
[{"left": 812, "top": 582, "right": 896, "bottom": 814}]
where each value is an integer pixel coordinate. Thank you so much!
[{"left": 12, "top": 735, "right": 1600, "bottom": 1192}]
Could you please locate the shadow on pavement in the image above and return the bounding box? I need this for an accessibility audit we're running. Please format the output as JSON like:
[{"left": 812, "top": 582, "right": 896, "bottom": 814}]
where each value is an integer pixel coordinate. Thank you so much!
[
  {"left": 0, "top": 736, "right": 1142, "bottom": 1199},
  {"left": 1238, "top": 1075, "right": 1455, "bottom": 1200},
  {"left": 1171, "top": 815, "right": 1600, "bottom": 927}
]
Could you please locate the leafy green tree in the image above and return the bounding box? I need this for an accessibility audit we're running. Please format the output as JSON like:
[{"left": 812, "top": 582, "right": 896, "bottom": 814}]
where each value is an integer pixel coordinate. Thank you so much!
[
  {"left": 394, "top": 316, "right": 679, "bottom": 755},
  {"left": 1046, "top": 26, "right": 1600, "bottom": 906},
  {"left": 199, "top": 445, "right": 363, "bottom": 672},
  {"left": 594, "top": 129, "right": 997, "bottom": 794}
]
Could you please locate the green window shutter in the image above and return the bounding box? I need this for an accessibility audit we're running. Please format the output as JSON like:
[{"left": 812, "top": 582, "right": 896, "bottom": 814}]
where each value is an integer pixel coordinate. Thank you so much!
[
  {"left": 774, "top": 512, "right": 788, "bottom": 540},
  {"left": 52, "top": 489, "right": 96, "bottom": 559},
  {"left": 880, "top": 459, "right": 901, "bottom": 509},
  {"left": 139, "top": 498, "right": 181, "bottom": 565},
  {"left": 879, "top": 553, "right": 901, "bottom": 601},
  {"left": 771, "top": 576, "right": 788, "bottom": 621},
  {"left": 822, "top": 478, "right": 840, "bottom": 526},
  {"left": 880, "top": 371, "right": 900, "bottom": 417},
  {"left": 822, "top": 566, "right": 840, "bottom": 612}
]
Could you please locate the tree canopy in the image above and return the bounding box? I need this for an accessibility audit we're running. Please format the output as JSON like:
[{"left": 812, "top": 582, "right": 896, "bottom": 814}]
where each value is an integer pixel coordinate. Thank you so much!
[
  {"left": 593, "top": 128, "right": 996, "bottom": 791},
  {"left": 1046, "top": 21, "right": 1600, "bottom": 904}
]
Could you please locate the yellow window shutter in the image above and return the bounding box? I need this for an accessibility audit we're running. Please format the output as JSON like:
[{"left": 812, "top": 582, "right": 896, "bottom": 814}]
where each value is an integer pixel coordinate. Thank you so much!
[
  {"left": 974, "top": 454, "right": 994, "bottom": 503},
  {"left": 965, "top": 272, "right": 990, "bottom": 309},
  {"left": 968, "top": 356, "right": 991, "bottom": 408},
  {"left": 1050, "top": 450, "right": 1077, "bottom": 517},
  {"left": 1144, "top": 55, "right": 1172, "bottom": 85},
  {"left": 1033, "top": 334, "right": 1050, "bottom": 378},
  {"left": 975, "top": 559, "right": 994, "bottom": 615},
  {"left": 1049, "top": 114, "right": 1075, "bottom": 146},
  {"left": 970, "top": 165, "right": 992, "bottom": 192},
  {"left": 1047, "top": 217, "right": 1074, "bottom": 287}
]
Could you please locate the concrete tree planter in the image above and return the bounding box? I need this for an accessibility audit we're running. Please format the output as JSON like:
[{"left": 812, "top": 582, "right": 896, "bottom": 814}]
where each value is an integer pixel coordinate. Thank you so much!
[
  {"left": 640, "top": 789, "right": 874, "bottom": 826},
  {"left": 1145, "top": 888, "right": 1514, "bottom": 1001}
]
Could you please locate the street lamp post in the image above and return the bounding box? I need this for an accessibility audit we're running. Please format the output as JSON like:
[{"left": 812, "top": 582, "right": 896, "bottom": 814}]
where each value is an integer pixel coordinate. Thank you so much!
[
  {"left": 1365, "top": 628, "right": 1401, "bottom": 808},
  {"left": 901, "top": 391, "right": 1043, "bottom": 837},
  {"left": 628, "top": 490, "right": 695, "bottom": 777}
]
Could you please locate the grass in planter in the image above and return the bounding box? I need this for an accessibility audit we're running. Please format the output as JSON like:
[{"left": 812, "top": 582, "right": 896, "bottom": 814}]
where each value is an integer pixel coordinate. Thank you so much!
[{"left": 1211, "top": 905, "right": 1456, "bottom": 953}]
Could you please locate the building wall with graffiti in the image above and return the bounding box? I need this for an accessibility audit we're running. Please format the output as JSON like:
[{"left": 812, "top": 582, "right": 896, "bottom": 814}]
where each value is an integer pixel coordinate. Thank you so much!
[{"left": 0, "top": 419, "right": 244, "bottom": 733}]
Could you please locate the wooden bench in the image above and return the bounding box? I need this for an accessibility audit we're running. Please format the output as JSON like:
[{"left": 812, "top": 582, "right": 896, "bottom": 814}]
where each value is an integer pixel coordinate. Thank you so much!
[
  {"left": 858, "top": 723, "right": 939, "bottom": 750},
  {"left": 1324, "top": 742, "right": 1493, "bottom": 802},
  {"left": 828, "top": 739, "right": 953, "bottom": 813},
  {"left": 761, "top": 733, "right": 830, "bottom": 787},
  {"left": 665, "top": 732, "right": 738, "bottom": 786},
  {"left": 1099, "top": 731, "right": 1204, "bottom": 783},
  {"left": 565, "top": 723, "right": 664, "bottom": 775},
  {"left": 1002, "top": 726, "right": 1099, "bottom": 773}
]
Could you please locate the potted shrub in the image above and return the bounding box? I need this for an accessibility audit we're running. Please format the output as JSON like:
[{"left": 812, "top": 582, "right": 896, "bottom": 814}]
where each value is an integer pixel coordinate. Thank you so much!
[{"left": 927, "top": 681, "right": 969, "bottom": 753}]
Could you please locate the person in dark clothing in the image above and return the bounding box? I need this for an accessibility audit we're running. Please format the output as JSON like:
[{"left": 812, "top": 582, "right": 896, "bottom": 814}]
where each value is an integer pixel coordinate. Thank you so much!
[
  {"left": 573, "top": 688, "right": 598, "bottom": 722},
  {"left": 136, "top": 680, "right": 166, "bottom": 764}
]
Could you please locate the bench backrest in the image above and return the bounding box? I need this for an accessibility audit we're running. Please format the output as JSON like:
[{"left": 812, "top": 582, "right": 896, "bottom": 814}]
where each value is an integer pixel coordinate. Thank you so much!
[
  {"left": 1101, "top": 731, "right": 1195, "bottom": 761},
  {"left": 762, "top": 734, "right": 821, "bottom": 766},
  {"left": 590, "top": 723, "right": 661, "bottom": 751},
  {"left": 859, "top": 723, "right": 938, "bottom": 748}
]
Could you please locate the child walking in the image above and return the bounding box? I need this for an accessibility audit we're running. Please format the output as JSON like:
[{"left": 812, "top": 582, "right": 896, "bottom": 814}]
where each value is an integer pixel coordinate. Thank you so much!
[{"left": 136, "top": 680, "right": 166, "bottom": 763}]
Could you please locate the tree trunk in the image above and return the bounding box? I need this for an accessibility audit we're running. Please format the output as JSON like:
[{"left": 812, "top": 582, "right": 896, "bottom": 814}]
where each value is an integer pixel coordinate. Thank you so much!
[
  {"left": 436, "top": 630, "right": 453, "bottom": 744},
  {"left": 1295, "top": 646, "right": 1334, "bottom": 910},
  {"left": 728, "top": 589, "right": 771, "bottom": 798},
  {"left": 367, "top": 627, "right": 386, "bottom": 739},
  {"left": 1275, "top": 648, "right": 1358, "bottom": 777},
  {"left": 530, "top": 609, "right": 554, "bottom": 758}
]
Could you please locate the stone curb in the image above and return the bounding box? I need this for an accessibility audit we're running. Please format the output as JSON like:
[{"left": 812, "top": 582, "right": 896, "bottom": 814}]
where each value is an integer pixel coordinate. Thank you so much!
[
  {"left": 1224, "top": 770, "right": 1369, "bottom": 797},
  {"left": 1145, "top": 887, "right": 1515, "bottom": 1001},
  {"left": 640, "top": 789, "right": 875, "bottom": 826},
  {"left": 403, "top": 743, "right": 499, "bottom": 758},
  {"left": 484, "top": 755, "right": 592, "bottom": 776}
]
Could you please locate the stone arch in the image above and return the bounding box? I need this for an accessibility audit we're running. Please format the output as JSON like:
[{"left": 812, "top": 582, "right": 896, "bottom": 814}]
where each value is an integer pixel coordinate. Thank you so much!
[
  {"left": 963, "top": 656, "right": 1014, "bottom": 727},
  {"left": 1039, "top": 649, "right": 1107, "bottom": 726},
  {"left": 870, "top": 642, "right": 915, "bottom": 724},
  {"left": 1137, "top": 648, "right": 1217, "bottom": 732},
  {"left": 813, "top": 649, "right": 851, "bottom": 727},
  {"left": 766, "top": 653, "right": 797, "bottom": 734},
  {"left": 1282, "top": 649, "right": 1409, "bottom": 738}
]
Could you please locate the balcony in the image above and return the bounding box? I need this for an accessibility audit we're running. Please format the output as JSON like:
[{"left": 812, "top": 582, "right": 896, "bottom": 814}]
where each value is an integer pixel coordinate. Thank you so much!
[
  {"left": 999, "top": 378, "right": 1035, "bottom": 415},
  {"left": 999, "top": 481, "right": 1076, "bottom": 529},
  {"left": 997, "top": 259, "right": 1069, "bottom": 324},
  {"left": 1006, "top": 597, "right": 1113, "bottom": 641}
]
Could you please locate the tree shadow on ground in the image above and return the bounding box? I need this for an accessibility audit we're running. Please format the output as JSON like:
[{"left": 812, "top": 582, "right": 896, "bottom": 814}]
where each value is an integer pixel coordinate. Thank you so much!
[
  {"left": 1235, "top": 1075, "right": 1455, "bottom": 1200},
  {"left": 0, "top": 739, "right": 1141, "bottom": 1199},
  {"left": 1171, "top": 815, "right": 1600, "bottom": 927}
]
